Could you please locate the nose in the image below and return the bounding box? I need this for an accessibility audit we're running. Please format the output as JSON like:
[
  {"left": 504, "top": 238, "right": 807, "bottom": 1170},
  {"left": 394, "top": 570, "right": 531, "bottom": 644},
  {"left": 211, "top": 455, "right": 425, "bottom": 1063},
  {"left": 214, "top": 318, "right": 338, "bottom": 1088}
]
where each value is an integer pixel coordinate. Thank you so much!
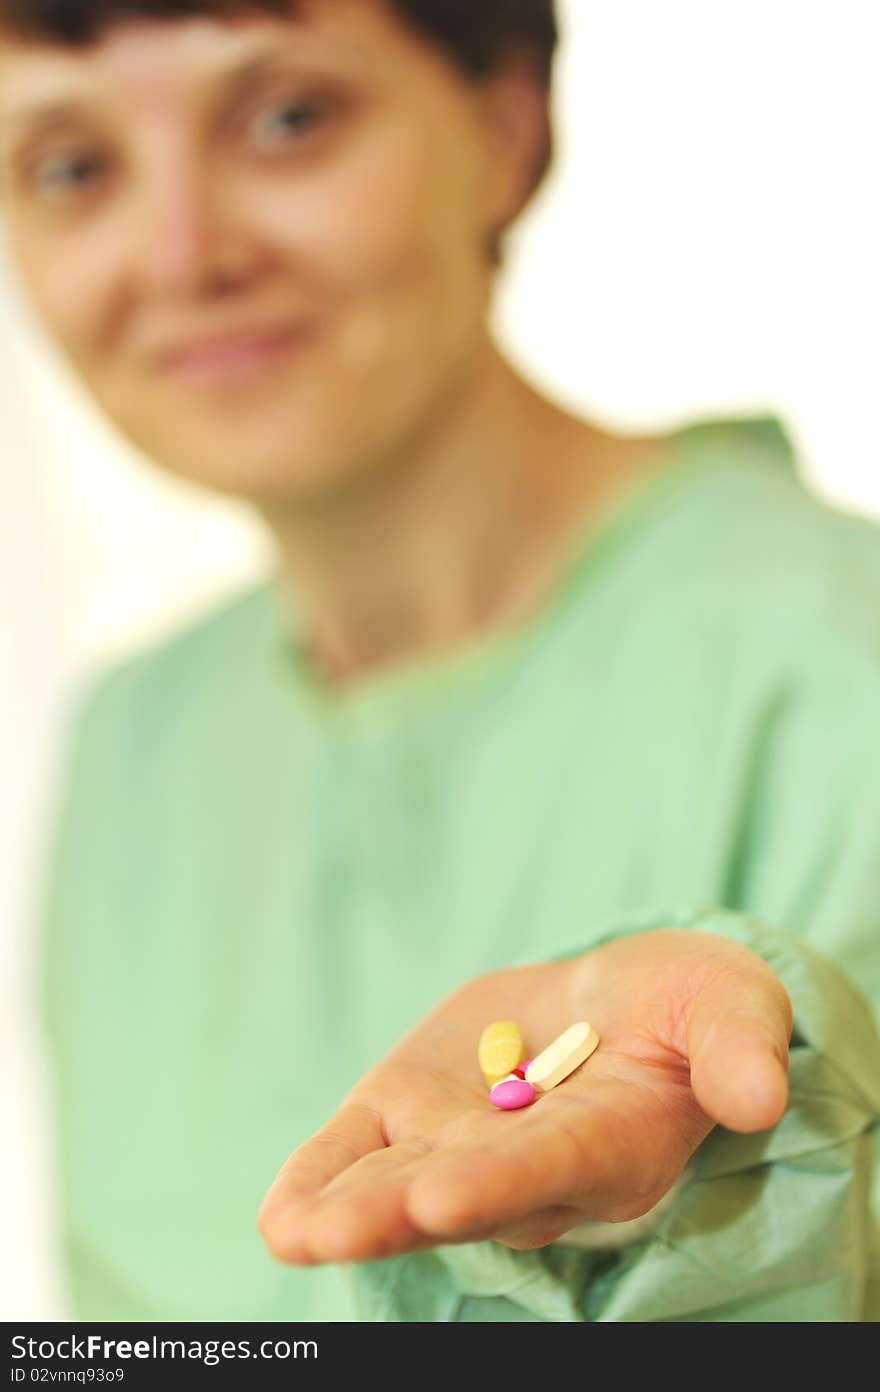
[{"left": 133, "top": 156, "right": 267, "bottom": 295}]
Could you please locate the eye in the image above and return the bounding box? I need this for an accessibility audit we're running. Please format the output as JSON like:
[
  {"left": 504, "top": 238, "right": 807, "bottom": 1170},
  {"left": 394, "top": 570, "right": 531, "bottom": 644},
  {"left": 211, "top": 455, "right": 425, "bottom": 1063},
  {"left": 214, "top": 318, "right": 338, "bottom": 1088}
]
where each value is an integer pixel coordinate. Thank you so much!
[
  {"left": 247, "top": 98, "right": 327, "bottom": 148},
  {"left": 31, "top": 149, "right": 107, "bottom": 195}
]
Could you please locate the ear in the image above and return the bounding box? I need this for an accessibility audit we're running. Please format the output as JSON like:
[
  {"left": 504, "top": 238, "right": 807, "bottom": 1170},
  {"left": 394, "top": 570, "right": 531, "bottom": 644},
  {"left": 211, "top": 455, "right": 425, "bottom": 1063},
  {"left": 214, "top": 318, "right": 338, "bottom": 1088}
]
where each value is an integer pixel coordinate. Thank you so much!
[{"left": 475, "top": 55, "right": 552, "bottom": 251}]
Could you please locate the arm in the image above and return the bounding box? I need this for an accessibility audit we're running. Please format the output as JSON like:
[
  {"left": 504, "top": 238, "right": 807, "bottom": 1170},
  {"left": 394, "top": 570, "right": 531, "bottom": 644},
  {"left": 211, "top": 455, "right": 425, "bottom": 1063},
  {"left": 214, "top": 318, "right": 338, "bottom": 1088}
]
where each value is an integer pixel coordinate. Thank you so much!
[
  {"left": 258, "top": 626, "right": 880, "bottom": 1320},
  {"left": 258, "top": 912, "right": 880, "bottom": 1320}
]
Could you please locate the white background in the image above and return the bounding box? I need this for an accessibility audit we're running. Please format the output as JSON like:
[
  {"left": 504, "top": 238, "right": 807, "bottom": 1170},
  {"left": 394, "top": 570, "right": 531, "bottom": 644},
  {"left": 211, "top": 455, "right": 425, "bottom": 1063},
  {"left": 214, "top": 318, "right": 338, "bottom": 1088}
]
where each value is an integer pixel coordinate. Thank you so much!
[{"left": 2, "top": 0, "right": 878, "bottom": 1317}]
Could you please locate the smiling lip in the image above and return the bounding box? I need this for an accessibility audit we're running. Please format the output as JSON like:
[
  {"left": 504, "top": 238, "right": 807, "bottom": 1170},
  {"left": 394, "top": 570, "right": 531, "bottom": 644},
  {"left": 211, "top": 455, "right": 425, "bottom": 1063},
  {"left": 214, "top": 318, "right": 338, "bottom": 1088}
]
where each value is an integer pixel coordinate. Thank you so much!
[{"left": 161, "top": 325, "right": 310, "bottom": 384}]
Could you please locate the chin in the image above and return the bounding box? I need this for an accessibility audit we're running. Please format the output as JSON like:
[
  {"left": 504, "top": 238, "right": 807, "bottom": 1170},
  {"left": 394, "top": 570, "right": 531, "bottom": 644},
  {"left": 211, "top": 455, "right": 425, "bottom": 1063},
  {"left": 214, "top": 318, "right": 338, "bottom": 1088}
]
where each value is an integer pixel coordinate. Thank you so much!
[
  {"left": 141, "top": 427, "right": 369, "bottom": 508},
  {"left": 109, "top": 374, "right": 409, "bottom": 506}
]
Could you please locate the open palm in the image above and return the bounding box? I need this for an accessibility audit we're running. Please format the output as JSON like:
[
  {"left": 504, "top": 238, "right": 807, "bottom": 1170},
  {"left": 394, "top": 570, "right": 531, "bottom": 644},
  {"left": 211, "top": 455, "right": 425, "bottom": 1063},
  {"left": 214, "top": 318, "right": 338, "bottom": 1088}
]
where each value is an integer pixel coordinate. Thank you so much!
[{"left": 259, "top": 929, "right": 792, "bottom": 1264}]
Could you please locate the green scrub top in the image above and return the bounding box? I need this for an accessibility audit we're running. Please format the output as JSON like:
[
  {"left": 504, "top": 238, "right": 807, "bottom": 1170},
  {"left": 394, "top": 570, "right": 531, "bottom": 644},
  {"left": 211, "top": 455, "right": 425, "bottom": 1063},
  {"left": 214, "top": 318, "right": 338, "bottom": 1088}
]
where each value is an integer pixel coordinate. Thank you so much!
[{"left": 39, "top": 415, "right": 880, "bottom": 1322}]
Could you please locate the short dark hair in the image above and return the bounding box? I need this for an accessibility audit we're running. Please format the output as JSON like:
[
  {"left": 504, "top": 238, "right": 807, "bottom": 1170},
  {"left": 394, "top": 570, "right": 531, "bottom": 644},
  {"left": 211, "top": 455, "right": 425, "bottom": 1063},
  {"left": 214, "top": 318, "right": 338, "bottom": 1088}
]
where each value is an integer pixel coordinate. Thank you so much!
[{"left": 0, "top": 2, "right": 558, "bottom": 84}]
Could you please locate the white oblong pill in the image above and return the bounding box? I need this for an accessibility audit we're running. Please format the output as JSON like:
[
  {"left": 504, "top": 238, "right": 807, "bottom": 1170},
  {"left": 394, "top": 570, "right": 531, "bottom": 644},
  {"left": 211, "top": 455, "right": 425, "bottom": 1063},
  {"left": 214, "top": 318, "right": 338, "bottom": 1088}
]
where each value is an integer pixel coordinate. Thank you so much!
[{"left": 524, "top": 1021, "right": 600, "bottom": 1092}]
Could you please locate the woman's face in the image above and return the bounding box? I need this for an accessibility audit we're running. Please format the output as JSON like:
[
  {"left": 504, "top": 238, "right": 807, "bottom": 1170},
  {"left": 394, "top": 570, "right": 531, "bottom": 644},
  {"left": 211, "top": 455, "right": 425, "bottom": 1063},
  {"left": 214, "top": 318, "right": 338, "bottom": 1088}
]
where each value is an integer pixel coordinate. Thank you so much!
[{"left": 0, "top": 1, "right": 531, "bottom": 504}]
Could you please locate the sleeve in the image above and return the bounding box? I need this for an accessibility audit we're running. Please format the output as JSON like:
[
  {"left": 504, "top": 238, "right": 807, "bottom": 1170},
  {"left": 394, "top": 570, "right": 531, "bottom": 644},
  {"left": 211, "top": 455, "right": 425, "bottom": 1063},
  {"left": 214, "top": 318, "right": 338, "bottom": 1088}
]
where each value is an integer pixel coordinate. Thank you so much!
[
  {"left": 36, "top": 667, "right": 118, "bottom": 1047},
  {"left": 33, "top": 665, "right": 124, "bottom": 1311},
  {"left": 346, "top": 633, "right": 880, "bottom": 1322}
]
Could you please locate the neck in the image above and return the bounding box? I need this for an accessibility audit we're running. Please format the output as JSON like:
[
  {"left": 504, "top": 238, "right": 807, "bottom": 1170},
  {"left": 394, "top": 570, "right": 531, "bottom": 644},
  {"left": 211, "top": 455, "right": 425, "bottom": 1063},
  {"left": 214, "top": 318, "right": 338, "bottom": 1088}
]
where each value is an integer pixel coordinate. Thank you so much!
[{"left": 256, "top": 341, "right": 661, "bottom": 686}]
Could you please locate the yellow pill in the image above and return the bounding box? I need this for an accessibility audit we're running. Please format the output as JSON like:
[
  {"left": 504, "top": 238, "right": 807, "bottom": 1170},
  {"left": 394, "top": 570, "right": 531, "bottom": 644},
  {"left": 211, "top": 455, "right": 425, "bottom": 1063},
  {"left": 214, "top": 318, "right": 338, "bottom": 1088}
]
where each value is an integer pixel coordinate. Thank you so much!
[
  {"left": 524, "top": 1021, "right": 600, "bottom": 1092},
  {"left": 478, "top": 1020, "right": 525, "bottom": 1087}
]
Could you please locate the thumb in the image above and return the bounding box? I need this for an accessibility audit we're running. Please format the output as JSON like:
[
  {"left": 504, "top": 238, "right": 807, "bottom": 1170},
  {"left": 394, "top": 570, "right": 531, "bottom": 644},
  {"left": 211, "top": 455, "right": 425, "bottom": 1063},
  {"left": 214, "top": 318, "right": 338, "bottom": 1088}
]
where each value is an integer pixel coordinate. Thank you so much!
[{"left": 687, "top": 961, "right": 793, "bottom": 1133}]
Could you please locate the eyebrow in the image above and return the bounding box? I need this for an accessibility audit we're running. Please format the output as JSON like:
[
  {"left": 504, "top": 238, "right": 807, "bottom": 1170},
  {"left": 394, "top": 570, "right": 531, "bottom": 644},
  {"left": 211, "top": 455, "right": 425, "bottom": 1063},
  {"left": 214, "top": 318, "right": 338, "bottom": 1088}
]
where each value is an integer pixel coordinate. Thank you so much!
[{"left": 3, "top": 44, "right": 334, "bottom": 139}]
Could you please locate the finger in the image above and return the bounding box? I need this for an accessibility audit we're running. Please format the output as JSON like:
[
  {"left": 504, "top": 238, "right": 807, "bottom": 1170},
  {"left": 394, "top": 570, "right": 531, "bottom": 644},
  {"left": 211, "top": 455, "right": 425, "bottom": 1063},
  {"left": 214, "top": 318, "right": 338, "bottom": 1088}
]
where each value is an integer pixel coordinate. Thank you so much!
[
  {"left": 404, "top": 1080, "right": 668, "bottom": 1238},
  {"left": 492, "top": 1203, "right": 588, "bottom": 1251},
  {"left": 295, "top": 1141, "right": 438, "bottom": 1263},
  {"left": 258, "top": 1102, "right": 386, "bottom": 1262},
  {"left": 284, "top": 1105, "right": 501, "bottom": 1262},
  {"left": 687, "top": 965, "right": 793, "bottom": 1133}
]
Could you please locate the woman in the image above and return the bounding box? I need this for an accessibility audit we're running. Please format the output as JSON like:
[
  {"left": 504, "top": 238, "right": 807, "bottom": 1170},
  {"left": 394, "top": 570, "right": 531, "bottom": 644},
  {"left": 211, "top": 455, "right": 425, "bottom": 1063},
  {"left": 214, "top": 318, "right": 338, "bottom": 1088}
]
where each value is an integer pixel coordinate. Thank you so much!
[{"left": 1, "top": 0, "right": 878, "bottom": 1321}]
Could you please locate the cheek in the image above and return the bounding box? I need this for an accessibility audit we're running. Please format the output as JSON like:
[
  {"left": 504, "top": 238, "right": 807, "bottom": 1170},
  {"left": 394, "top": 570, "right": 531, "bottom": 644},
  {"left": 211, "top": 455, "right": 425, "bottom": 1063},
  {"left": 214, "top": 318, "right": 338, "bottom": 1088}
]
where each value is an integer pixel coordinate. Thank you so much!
[
  {"left": 11, "top": 220, "right": 116, "bottom": 366},
  {"left": 255, "top": 129, "right": 485, "bottom": 345}
]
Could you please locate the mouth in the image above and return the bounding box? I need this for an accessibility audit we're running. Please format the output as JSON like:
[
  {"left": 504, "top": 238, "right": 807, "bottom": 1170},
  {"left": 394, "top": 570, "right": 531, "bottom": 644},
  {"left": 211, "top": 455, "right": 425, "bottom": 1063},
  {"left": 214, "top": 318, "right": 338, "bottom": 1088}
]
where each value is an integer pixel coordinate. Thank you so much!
[{"left": 161, "top": 325, "right": 313, "bottom": 386}]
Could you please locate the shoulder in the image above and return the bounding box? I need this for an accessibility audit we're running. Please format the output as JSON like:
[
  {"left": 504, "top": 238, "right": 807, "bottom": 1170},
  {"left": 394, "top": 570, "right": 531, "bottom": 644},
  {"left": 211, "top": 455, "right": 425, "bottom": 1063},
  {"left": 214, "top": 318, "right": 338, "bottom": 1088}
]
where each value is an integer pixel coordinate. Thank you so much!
[
  {"left": 659, "top": 414, "right": 880, "bottom": 666},
  {"left": 39, "top": 579, "right": 287, "bottom": 939},
  {"left": 61, "top": 577, "right": 281, "bottom": 778}
]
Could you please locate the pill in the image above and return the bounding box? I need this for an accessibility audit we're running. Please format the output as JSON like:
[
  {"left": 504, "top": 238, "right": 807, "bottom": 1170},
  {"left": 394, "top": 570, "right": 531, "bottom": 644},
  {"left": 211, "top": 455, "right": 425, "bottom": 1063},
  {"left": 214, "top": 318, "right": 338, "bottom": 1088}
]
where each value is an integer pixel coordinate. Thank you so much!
[
  {"left": 478, "top": 1020, "right": 525, "bottom": 1087},
  {"left": 489, "top": 1075, "right": 537, "bottom": 1110},
  {"left": 512, "top": 1058, "right": 534, "bottom": 1079},
  {"left": 524, "top": 1022, "right": 600, "bottom": 1092}
]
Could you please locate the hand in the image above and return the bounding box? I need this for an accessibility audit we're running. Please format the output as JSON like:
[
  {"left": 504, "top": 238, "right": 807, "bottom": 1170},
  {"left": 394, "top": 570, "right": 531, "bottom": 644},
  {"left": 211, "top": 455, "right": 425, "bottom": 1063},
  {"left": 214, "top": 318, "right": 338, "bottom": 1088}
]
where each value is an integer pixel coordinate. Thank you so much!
[{"left": 258, "top": 929, "right": 792, "bottom": 1264}]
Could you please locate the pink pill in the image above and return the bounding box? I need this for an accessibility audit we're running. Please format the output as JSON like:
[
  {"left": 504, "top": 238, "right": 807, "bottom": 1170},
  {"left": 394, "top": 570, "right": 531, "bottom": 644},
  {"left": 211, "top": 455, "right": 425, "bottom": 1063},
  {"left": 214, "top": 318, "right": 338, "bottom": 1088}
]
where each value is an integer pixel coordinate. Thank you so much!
[
  {"left": 512, "top": 1058, "right": 534, "bottom": 1079},
  {"left": 489, "top": 1076, "right": 537, "bottom": 1110}
]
